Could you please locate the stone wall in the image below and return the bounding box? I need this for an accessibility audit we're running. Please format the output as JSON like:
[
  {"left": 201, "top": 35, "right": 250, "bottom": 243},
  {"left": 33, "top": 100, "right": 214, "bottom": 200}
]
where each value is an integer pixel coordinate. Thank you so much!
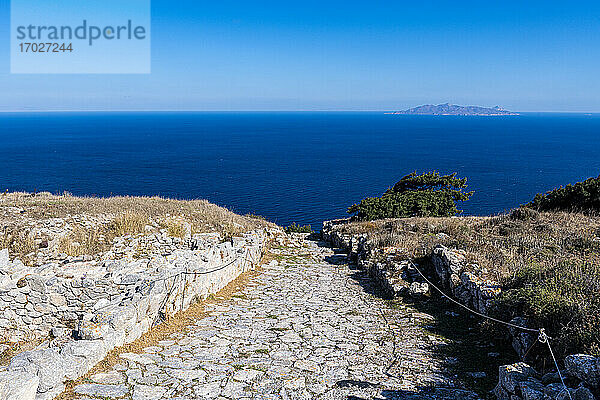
[
  {"left": 322, "top": 219, "right": 434, "bottom": 298},
  {"left": 322, "top": 219, "right": 599, "bottom": 400},
  {"left": 322, "top": 219, "right": 405, "bottom": 297},
  {"left": 0, "top": 228, "right": 273, "bottom": 400},
  {"left": 494, "top": 357, "right": 598, "bottom": 400},
  {"left": 431, "top": 245, "right": 502, "bottom": 315}
]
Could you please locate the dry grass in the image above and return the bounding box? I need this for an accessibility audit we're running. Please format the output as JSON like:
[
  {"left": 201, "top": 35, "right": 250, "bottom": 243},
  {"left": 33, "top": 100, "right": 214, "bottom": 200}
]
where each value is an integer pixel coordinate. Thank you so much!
[
  {"left": 57, "top": 227, "right": 107, "bottom": 257},
  {"left": 338, "top": 209, "right": 600, "bottom": 357},
  {"left": 0, "top": 192, "right": 275, "bottom": 260},
  {"left": 164, "top": 219, "right": 186, "bottom": 239},
  {"left": 0, "top": 191, "right": 273, "bottom": 231},
  {"left": 337, "top": 211, "right": 600, "bottom": 282},
  {"left": 0, "top": 228, "right": 37, "bottom": 260},
  {"left": 108, "top": 212, "right": 148, "bottom": 237}
]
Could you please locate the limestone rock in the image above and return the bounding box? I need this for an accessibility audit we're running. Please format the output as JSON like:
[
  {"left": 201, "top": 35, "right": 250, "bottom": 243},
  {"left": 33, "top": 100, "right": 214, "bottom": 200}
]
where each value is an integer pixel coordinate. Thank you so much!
[
  {"left": 0, "top": 370, "right": 39, "bottom": 400},
  {"left": 409, "top": 281, "right": 429, "bottom": 296},
  {"left": 24, "top": 275, "right": 46, "bottom": 294},
  {"left": 0, "top": 249, "right": 9, "bottom": 269},
  {"left": 8, "top": 348, "right": 65, "bottom": 394},
  {"left": 90, "top": 370, "right": 125, "bottom": 385},
  {"left": 132, "top": 384, "right": 167, "bottom": 400},
  {"left": 565, "top": 354, "right": 600, "bottom": 387},
  {"left": 494, "top": 362, "right": 538, "bottom": 398},
  {"left": 74, "top": 383, "right": 128, "bottom": 398},
  {"left": 232, "top": 368, "right": 263, "bottom": 382},
  {"left": 518, "top": 378, "right": 546, "bottom": 400},
  {"left": 573, "top": 387, "right": 596, "bottom": 400}
]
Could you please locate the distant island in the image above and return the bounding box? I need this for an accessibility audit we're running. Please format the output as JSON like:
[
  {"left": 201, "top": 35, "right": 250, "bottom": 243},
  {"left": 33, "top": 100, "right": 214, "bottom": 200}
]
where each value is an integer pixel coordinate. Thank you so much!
[{"left": 387, "top": 103, "right": 519, "bottom": 116}]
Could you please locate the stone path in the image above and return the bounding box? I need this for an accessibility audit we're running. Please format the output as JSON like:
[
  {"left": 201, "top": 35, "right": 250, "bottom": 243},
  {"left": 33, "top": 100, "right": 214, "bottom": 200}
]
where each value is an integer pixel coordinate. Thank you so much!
[{"left": 72, "top": 238, "right": 480, "bottom": 400}]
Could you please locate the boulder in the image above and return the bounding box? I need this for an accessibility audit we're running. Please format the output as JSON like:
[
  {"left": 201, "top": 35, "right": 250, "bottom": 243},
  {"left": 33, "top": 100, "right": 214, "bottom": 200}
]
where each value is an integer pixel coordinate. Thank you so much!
[
  {"left": 432, "top": 245, "right": 464, "bottom": 279},
  {"left": 565, "top": 354, "right": 600, "bottom": 387},
  {"left": 409, "top": 281, "right": 429, "bottom": 296},
  {"left": 494, "top": 362, "right": 539, "bottom": 399},
  {"left": 77, "top": 319, "right": 113, "bottom": 340},
  {"left": 494, "top": 361, "right": 598, "bottom": 400},
  {"left": 518, "top": 378, "right": 546, "bottom": 400},
  {"left": 60, "top": 340, "right": 109, "bottom": 379},
  {"left": 8, "top": 348, "right": 65, "bottom": 394},
  {"left": 0, "top": 370, "right": 39, "bottom": 400},
  {"left": 573, "top": 387, "right": 596, "bottom": 400}
]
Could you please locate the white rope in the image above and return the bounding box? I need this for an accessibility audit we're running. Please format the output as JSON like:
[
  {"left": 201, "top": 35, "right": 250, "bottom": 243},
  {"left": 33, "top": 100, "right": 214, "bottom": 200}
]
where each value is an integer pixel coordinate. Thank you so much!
[
  {"left": 408, "top": 260, "right": 573, "bottom": 399},
  {"left": 408, "top": 260, "right": 540, "bottom": 332},
  {"left": 539, "top": 330, "right": 573, "bottom": 400},
  {"left": 92, "top": 248, "right": 254, "bottom": 315}
]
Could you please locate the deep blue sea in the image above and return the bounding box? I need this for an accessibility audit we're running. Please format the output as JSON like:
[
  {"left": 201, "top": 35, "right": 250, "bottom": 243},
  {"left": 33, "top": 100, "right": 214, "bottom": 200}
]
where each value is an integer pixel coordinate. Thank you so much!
[{"left": 1, "top": 112, "right": 599, "bottom": 229}]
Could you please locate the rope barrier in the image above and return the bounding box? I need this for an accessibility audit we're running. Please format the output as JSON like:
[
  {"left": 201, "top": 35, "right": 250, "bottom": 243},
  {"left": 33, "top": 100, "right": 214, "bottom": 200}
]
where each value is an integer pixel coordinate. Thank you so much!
[
  {"left": 407, "top": 259, "right": 573, "bottom": 399},
  {"left": 408, "top": 260, "right": 540, "bottom": 333},
  {"left": 539, "top": 329, "right": 574, "bottom": 400},
  {"left": 153, "top": 247, "right": 253, "bottom": 326},
  {"left": 113, "top": 252, "right": 255, "bottom": 287},
  {"left": 89, "top": 247, "right": 256, "bottom": 317}
]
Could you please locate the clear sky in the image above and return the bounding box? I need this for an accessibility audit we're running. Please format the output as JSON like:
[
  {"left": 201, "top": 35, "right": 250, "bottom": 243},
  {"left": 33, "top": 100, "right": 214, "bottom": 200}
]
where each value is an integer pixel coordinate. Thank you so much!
[{"left": 1, "top": 1, "right": 599, "bottom": 112}]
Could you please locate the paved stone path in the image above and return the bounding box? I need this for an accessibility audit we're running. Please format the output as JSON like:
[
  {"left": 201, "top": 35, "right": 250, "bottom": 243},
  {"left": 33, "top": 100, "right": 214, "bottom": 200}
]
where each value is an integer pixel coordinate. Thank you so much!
[{"left": 72, "top": 238, "right": 480, "bottom": 400}]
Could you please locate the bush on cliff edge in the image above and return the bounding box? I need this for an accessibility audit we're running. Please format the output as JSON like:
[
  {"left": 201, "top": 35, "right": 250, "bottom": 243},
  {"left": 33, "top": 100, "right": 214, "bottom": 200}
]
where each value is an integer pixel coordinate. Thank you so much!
[
  {"left": 528, "top": 175, "right": 600, "bottom": 212},
  {"left": 347, "top": 171, "right": 473, "bottom": 221}
]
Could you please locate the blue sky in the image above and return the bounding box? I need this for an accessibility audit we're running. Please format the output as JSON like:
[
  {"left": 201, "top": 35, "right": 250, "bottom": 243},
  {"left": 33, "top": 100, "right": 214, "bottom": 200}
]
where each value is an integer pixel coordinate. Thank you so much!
[{"left": 1, "top": 1, "right": 599, "bottom": 111}]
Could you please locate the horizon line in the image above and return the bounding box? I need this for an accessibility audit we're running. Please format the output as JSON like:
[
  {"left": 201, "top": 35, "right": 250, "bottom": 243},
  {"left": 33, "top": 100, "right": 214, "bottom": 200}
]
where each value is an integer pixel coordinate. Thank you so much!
[{"left": 0, "top": 109, "right": 599, "bottom": 114}]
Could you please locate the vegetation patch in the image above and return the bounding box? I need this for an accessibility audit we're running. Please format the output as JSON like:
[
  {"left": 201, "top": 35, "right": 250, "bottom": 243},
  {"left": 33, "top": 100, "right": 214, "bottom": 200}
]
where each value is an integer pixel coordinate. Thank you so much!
[
  {"left": 336, "top": 209, "right": 600, "bottom": 359},
  {"left": 492, "top": 260, "right": 600, "bottom": 357},
  {"left": 347, "top": 171, "right": 473, "bottom": 221},
  {"left": 0, "top": 192, "right": 275, "bottom": 261},
  {"left": 284, "top": 223, "right": 313, "bottom": 234},
  {"left": 528, "top": 174, "right": 600, "bottom": 212}
]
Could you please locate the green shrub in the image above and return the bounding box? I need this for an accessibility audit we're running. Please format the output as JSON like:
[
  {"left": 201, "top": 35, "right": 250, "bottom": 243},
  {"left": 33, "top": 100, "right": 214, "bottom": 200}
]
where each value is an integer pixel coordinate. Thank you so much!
[
  {"left": 528, "top": 175, "right": 600, "bottom": 212},
  {"left": 245, "top": 213, "right": 268, "bottom": 221},
  {"left": 284, "top": 223, "right": 313, "bottom": 234},
  {"left": 347, "top": 171, "right": 473, "bottom": 221},
  {"left": 491, "top": 261, "right": 600, "bottom": 357}
]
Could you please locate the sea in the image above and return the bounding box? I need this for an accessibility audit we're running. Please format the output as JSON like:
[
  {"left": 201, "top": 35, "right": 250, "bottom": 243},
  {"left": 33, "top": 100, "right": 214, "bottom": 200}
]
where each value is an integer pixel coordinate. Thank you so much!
[{"left": 1, "top": 112, "right": 599, "bottom": 229}]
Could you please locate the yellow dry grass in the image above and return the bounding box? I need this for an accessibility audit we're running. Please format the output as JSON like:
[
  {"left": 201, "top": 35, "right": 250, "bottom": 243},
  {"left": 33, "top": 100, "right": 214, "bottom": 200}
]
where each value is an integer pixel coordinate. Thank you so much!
[
  {"left": 337, "top": 210, "right": 600, "bottom": 281},
  {"left": 337, "top": 210, "right": 600, "bottom": 356},
  {"left": 0, "top": 191, "right": 275, "bottom": 260}
]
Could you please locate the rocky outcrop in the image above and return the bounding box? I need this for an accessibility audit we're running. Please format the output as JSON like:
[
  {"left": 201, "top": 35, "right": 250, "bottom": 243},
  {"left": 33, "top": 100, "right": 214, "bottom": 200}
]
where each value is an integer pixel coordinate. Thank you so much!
[
  {"left": 0, "top": 229, "right": 273, "bottom": 400},
  {"left": 322, "top": 219, "right": 426, "bottom": 298},
  {"left": 321, "top": 219, "right": 366, "bottom": 260},
  {"left": 566, "top": 355, "right": 600, "bottom": 388},
  {"left": 494, "top": 360, "right": 597, "bottom": 400},
  {"left": 323, "top": 220, "right": 502, "bottom": 304},
  {"left": 431, "top": 245, "right": 502, "bottom": 315},
  {"left": 322, "top": 219, "right": 599, "bottom": 400}
]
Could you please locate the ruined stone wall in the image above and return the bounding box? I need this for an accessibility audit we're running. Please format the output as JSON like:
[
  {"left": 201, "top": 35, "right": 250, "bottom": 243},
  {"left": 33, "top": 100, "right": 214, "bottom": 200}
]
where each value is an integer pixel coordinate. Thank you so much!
[
  {"left": 322, "top": 219, "right": 599, "bottom": 400},
  {"left": 0, "top": 229, "right": 273, "bottom": 400}
]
